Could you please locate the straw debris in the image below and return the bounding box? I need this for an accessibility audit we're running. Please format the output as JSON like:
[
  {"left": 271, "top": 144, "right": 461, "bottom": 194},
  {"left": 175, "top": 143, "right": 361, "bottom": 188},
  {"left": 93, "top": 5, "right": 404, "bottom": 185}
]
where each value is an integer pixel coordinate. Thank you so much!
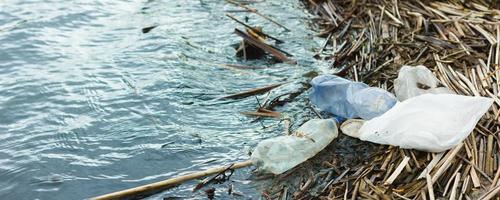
[{"left": 266, "top": 0, "right": 500, "bottom": 199}]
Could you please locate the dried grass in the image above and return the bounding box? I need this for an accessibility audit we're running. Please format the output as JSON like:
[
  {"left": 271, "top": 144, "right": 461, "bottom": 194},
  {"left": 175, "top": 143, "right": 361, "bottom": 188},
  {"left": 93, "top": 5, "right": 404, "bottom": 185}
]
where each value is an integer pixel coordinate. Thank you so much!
[{"left": 294, "top": 0, "right": 500, "bottom": 199}]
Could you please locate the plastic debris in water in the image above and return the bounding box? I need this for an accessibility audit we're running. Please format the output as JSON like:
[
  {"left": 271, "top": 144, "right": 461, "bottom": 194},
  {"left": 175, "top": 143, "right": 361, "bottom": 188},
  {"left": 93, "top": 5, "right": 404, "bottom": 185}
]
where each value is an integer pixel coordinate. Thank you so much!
[{"left": 251, "top": 119, "right": 338, "bottom": 174}]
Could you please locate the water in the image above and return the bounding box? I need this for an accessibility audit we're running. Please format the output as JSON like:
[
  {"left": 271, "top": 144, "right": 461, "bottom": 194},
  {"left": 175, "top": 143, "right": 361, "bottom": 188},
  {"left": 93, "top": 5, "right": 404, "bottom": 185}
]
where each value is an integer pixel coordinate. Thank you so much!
[{"left": 0, "top": 0, "right": 328, "bottom": 199}]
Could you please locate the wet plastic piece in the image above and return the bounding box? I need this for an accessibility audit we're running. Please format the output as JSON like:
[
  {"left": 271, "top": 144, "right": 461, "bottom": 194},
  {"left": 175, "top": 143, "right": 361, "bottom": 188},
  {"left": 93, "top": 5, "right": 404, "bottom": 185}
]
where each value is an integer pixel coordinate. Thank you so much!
[
  {"left": 350, "top": 87, "right": 397, "bottom": 119},
  {"left": 356, "top": 94, "right": 493, "bottom": 152},
  {"left": 340, "top": 119, "right": 365, "bottom": 138},
  {"left": 251, "top": 119, "right": 338, "bottom": 174},
  {"left": 309, "top": 74, "right": 397, "bottom": 119},
  {"left": 394, "top": 65, "right": 454, "bottom": 101}
]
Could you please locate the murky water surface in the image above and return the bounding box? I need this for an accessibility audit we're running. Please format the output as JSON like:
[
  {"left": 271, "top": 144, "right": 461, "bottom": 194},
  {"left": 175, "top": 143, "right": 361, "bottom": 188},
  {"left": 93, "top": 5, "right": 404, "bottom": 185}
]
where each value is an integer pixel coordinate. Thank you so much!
[{"left": 0, "top": 0, "right": 328, "bottom": 199}]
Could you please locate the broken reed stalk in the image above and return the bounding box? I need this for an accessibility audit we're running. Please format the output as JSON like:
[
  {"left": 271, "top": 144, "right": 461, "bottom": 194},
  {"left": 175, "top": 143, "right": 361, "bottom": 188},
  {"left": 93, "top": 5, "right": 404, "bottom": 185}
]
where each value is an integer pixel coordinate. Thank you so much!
[
  {"left": 91, "top": 160, "right": 252, "bottom": 200},
  {"left": 226, "top": 13, "right": 285, "bottom": 43},
  {"left": 222, "top": 63, "right": 266, "bottom": 70},
  {"left": 234, "top": 28, "right": 295, "bottom": 63},
  {"left": 225, "top": 0, "right": 291, "bottom": 31},
  {"left": 222, "top": 82, "right": 287, "bottom": 99},
  {"left": 241, "top": 108, "right": 281, "bottom": 118}
]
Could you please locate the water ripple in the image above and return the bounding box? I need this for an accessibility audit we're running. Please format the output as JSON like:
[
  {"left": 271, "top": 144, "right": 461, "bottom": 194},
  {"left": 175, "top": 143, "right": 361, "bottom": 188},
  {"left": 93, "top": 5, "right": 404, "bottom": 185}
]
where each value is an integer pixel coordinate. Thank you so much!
[{"left": 0, "top": 0, "right": 326, "bottom": 199}]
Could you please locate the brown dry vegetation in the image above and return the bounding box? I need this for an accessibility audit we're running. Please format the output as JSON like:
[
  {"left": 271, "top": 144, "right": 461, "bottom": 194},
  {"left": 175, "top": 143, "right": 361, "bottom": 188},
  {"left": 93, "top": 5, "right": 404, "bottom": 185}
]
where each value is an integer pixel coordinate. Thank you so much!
[{"left": 280, "top": 0, "right": 500, "bottom": 199}]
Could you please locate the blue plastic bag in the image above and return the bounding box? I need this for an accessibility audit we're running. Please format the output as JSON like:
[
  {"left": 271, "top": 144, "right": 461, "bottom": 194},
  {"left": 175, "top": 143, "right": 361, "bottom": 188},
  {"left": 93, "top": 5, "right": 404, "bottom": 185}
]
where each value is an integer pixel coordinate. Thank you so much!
[{"left": 309, "top": 75, "right": 396, "bottom": 119}]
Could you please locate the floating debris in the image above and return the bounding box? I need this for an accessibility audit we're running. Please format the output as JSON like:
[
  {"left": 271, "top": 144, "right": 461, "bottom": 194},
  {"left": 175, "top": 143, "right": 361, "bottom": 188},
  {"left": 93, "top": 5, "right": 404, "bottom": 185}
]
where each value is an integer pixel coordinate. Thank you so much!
[
  {"left": 226, "top": 0, "right": 291, "bottom": 31},
  {"left": 141, "top": 25, "right": 157, "bottom": 33},
  {"left": 234, "top": 28, "right": 295, "bottom": 63},
  {"left": 204, "top": 187, "right": 216, "bottom": 200},
  {"left": 226, "top": 13, "right": 284, "bottom": 44},
  {"left": 221, "top": 63, "right": 267, "bottom": 70},
  {"left": 193, "top": 164, "right": 234, "bottom": 192},
  {"left": 222, "top": 82, "right": 287, "bottom": 100},
  {"left": 240, "top": 108, "right": 281, "bottom": 118}
]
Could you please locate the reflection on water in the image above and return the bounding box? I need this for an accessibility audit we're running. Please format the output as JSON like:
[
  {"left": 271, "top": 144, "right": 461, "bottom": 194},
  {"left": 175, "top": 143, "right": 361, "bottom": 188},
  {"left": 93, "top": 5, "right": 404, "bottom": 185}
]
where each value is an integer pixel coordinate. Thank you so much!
[{"left": 0, "top": 0, "right": 326, "bottom": 199}]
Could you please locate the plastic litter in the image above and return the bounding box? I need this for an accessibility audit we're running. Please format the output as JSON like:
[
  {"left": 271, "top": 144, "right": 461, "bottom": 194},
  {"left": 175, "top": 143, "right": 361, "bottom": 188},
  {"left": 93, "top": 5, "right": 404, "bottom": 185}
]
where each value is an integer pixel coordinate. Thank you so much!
[
  {"left": 251, "top": 119, "right": 338, "bottom": 174},
  {"left": 394, "top": 65, "right": 454, "bottom": 101},
  {"left": 340, "top": 119, "right": 365, "bottom": 138},
  {"left": 350, "top": 87, "right": 398, "bottom": 119},
  {"left": 343, "top": 94, "right": 493, "bottom": 152},
  {"left": 309, "top": 74, "right": 396, "bottom": 119}
]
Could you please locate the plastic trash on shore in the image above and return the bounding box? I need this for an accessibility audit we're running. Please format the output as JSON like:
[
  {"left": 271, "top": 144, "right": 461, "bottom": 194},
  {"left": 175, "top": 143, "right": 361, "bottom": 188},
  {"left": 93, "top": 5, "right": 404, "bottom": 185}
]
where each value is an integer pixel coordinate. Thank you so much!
[
  {"left": 394, "top": 65, "right": 454, "bottom": 101},
  {"left": 309, "top": 74, "right": 396, "bottom": 119},
  {"left": 342, "top": 94, "right": 493, "bottom": 152},
  {"left": 251, "top": 119, "right": 338, "bottom": 174},
  {"left": 340, "top": 119, "right": 365, "bottom": 138},
  {"left": 350, "top": 87, "right": 397, "bottom": 119}
]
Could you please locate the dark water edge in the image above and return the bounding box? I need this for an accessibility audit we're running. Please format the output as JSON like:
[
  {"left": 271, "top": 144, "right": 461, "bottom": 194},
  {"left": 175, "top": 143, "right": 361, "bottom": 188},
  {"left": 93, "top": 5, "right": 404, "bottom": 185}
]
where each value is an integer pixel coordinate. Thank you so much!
[{"left": 0, "top": 0, "right": 335, "bottom": 199}]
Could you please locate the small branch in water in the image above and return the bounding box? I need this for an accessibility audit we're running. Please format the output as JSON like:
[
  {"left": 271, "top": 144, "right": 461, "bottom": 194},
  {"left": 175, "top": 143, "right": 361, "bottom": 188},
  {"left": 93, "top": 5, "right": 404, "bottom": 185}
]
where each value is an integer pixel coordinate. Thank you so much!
[
  {"left": 234, "top": 28, "right": 295, "bottom": 64},
  {"left": 222, "top": 82, "right": 287, "bottom": 100},
  {"left": 90, "top": 160, "right": 252, "bottom": 200},
  {"left": 142, "top": 25, "right": 157, "bottom": 33},
  {"left": 193, "top": 164, "right": 235, "bottom": 192},
  {"left": 222, "top": 63, "right": 267, "bottom": 70},
  {"left": 226, "top": 14, "right": 284, "bottom": 44},
  {"left": 241, "top": 108, "right": 281, "bottom": 118},
  {"left": 225, "top": 0, "right": 291, "bottom": 31}
]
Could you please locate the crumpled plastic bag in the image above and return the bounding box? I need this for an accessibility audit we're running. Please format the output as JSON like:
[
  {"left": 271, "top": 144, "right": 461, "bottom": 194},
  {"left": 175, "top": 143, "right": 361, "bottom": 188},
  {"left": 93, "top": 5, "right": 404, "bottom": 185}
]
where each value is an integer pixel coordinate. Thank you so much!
[
  {"left": 309, "top": 74, "right": 396, "bottom": 119},
  {"left": 350, "top": 94, "right": 493, "bottom": 152},
  {"left": 394, "top": 65, "right": 454, "bottom": 101},
  {"left": 251, "top": 119, "right": 338, "bottom": 174},
  {"left": 350, "top": 87, "right": 398, "bottom": 120}
]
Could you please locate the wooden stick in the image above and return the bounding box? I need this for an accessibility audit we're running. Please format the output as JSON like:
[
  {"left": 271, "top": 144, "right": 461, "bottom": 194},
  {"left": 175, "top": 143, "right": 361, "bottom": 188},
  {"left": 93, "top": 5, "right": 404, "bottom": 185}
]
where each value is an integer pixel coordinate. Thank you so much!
[
  {"left": 449, "top": 173, "right": 461, "bottom": 200},
  {"left": 418, "top": 153, "right": 444, "bottom": 179},
  {"left": 222, "top": 82, "right": 286, "bottom": 99},
  {"left": 426, "top": 173, "right": 435, "bottom": 200},
  {"left": 478, "top": 184, "right": 500, "bottom": 200},
  {"left": 393, "top": 192, "right": 412, "bottom": 200},
  {"left": 225, "top": 0, "right": 291, "bottom": 31},
  {"left": 240, "top": 111, "right": 281, "bottom": 118},
  {"left": 384, "top": 156, "right": 410, "bottom": 185},
  {"left": 470, "top": 165, "right": 481, "bottom": 188},
  {"left": 443, "top": 164, "right": 463, "bottom": 197},
  {"left": 226, "top": 14, "right": 284, "bottom": 43},
  {"left": 431, "top": 143, "right": 463, "bottom": 183},
  {"left": 234, "top": 29, "right": 295, "bottom": 63},
  {"left": 351, "top": 181, "right": 360, "bottom": 200},
  {"left": 486, "top": 134, "right": 494, "bottom": 175},
  {"left": 491, "top": 167, "right": 500, "bottom": 189},
  {"left": 91, "top": 160, "right": 253, "bottom": 200}
]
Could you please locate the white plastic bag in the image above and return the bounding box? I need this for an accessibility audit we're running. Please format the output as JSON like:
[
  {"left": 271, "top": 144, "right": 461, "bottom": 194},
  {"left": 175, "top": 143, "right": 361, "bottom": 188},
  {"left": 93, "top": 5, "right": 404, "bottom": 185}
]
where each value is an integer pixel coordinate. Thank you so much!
[
  {"left": 394, "top": 65, "right": 454, "bottom": 101},
  {"left": 251, "top": 119, "right": 338, "bottom": 174},
  {"left": 349, "top": 94, "right": 493, "bottom": 152}
]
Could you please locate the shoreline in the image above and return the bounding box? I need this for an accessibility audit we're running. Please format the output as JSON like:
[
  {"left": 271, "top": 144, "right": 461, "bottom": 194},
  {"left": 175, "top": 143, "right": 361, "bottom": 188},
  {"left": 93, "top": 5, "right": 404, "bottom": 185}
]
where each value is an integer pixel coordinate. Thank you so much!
[
  {"left": 90, "top": 1, "right": 500, "bottom": 199},
  {"left": 261, "top": 0, "right": 500, "bottom": 199}
]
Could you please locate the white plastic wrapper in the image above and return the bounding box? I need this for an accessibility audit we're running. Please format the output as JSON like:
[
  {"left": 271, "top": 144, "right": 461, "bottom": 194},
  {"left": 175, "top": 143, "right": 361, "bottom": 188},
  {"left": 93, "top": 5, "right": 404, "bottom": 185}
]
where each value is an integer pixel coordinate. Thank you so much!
[
  {"left": 394, "top": 65, "right": 454, "bottom": 101},
  {"left": 354, "top": 94, "right": 493, "bottom": 152},
  {"left": 251, "top": 119, "right": 338, "bottom": 174}
]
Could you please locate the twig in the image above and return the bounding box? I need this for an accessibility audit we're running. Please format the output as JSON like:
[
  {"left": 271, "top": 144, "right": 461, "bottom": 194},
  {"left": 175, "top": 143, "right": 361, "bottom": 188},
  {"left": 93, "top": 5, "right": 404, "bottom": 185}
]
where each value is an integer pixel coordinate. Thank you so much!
[
  {"left": 226, "top": 0, "right": 291, "bottom": 31},
  {"left": 91, "top": 160, "right": 252, "bottom": 200},
  {"left": 222, "top": 82, "right": 287, "bottom": 99}
]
